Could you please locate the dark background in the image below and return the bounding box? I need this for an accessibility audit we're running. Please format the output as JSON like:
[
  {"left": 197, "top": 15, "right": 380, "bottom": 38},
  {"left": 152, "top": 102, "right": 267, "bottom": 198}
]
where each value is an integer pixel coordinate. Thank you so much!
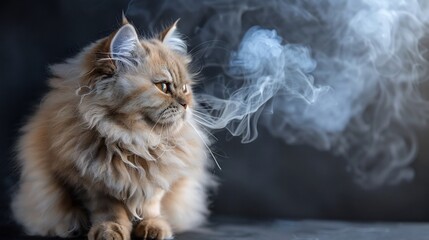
[{"left": 2, "top": 0, "right": 429, "bottom": 235}]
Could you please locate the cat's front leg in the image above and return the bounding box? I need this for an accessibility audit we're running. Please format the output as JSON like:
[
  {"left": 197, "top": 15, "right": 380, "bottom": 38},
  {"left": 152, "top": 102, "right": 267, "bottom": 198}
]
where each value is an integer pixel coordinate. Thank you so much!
[
  {"left": 134, "top": 189, "right": 173, "bottom": 240},
  {"left": 87, "top": 194, "right": 132, "bottom": 240}
]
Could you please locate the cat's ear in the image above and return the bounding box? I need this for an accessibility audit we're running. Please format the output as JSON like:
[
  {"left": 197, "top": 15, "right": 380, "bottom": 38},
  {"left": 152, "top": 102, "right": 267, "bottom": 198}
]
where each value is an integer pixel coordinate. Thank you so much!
[
  {"left": 159, "top": 19, "right": 187, "bottom": 54},
  {"left": 110, "top": 24, "right": 139, "bottom": 70}
]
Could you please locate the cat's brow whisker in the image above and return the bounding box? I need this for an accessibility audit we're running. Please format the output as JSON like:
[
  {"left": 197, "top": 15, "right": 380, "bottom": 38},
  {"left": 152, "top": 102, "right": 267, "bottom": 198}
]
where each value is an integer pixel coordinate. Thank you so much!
[
  {"left": 96, "top": 51, "right": 135, "bottom": 58},
  {"left": 98, "top": 57, "right": 137, "bottom": 71},
  {"left": 98, "top": 57, "right": 131, "bottom": 64},
  {"left": 188, "top": 40, "right": 226, "bottom": 56},
  {"left": 80, "top": 67, "right": 97, "bottom": 78}
]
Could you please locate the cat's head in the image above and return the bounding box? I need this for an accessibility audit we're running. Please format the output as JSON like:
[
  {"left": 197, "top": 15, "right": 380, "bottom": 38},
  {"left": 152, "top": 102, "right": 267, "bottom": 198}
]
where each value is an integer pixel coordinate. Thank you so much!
[{"left": 75, "top": 19, "right": 195, "bottom": 139}]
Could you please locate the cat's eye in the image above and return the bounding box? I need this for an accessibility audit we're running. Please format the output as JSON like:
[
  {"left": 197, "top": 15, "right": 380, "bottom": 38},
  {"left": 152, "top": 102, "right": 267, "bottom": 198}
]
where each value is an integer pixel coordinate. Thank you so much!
[
  {"left": 156, "top": 82, "right": 169, "bottom": 93},
  {"left": 182, "top": 84, "right": 188, "bottom": 93}
]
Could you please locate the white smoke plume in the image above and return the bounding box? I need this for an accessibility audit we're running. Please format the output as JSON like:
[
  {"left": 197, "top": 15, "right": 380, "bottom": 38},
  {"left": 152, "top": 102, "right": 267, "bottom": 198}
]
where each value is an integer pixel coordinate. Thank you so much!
[{"left": 127, "top": 0, "right": 429, "bottom": 187}]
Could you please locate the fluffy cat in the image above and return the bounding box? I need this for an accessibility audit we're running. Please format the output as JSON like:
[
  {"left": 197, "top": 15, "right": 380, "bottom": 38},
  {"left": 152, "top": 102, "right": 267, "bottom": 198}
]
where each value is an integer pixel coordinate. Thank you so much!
[{"left": 11, "top": 17, "right": 215, "bottom": 240}]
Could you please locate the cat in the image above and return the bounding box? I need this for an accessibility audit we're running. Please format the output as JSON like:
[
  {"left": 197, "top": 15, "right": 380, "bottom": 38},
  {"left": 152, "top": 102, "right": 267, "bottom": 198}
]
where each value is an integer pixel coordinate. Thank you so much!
[{"left": 11, "top": 17, "right": 215, "bottom": 240}]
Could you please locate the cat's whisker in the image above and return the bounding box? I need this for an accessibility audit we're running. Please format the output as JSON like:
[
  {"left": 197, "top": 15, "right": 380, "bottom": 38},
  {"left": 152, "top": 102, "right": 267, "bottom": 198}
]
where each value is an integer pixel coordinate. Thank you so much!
[
  {"left": 157, "top": 143, "right": 175, "bottom": 160},
  {"left": 148, "top": 113, "right": 163, "bottom": 140},
  {"left": 187, "top": 122, "right": 221, "bottom": 170},
  {"left": 192, "top": 109, "right": 222, "bottom": 120},
  {"left": 192, "top": 113, "right": 216, "bottom": 123},
  {"left": 191, "top": 109, "right": 216, "bottom": 120},
  {"left": 155, "top": 122, "right": 173, "bottom": 160},
  {"left": 192, "top": 119, "right": 215, "bottom": 130},
  {"left": 190, "top": 114, "right": 213, "bottom": 125},
  {"left": 191, "top": 112, "right": 221, "bottom": 126},
  {"left": 193, "top": 123, "right": 218, "bottom": 141}
]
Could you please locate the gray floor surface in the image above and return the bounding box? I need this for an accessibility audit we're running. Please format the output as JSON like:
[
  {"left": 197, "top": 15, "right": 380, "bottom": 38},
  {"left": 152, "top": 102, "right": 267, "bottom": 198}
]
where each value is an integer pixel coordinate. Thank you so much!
[{"left": 177, "top": 218, "right": 429, "bottom": 240}]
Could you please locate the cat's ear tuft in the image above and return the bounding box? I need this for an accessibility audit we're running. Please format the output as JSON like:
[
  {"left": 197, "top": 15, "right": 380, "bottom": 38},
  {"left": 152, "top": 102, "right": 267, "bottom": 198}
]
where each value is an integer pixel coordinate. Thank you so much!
[
  {"left": 110, "top": 24, "right": 139, "bottom": 70},
  {"left": 121, "top": 11, "right": 129, "bottom": 25},
  {"left": 159, "top": 19, "right": 187, "bottom": 54}
]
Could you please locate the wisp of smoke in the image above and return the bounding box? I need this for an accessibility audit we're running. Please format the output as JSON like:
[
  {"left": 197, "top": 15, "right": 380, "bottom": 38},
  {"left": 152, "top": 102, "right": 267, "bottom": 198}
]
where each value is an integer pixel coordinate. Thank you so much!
[{"left": 127, "top": 0, "right": 429, "bottom": 187}]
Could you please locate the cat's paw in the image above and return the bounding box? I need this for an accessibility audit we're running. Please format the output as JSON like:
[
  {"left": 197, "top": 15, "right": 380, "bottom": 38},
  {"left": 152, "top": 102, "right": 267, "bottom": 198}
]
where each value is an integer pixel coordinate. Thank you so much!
[
  {"left": 88, "top": 222, "right": 130, "bottom": 240},
  {"left": 135, "top": 218, "right": 173, "bottom": 240}
]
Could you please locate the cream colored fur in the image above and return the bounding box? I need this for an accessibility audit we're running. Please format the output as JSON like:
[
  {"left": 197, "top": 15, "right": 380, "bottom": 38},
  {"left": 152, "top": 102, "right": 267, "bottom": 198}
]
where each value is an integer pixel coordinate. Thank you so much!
[{"left": 11, "top": 20, "right": 215, "bottom": 240}]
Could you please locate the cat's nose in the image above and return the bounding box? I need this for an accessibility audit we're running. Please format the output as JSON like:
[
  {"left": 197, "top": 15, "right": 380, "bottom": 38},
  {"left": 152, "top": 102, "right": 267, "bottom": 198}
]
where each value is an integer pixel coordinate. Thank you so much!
[{"left": 177, "top": 98, "right": 187, "bottom": 109}]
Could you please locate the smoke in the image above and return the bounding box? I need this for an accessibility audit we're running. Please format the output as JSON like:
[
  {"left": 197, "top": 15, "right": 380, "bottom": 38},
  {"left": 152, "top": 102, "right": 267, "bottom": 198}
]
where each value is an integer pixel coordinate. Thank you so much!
[{"left": 127, "top": 0, "right": 429, "bottom": 187}]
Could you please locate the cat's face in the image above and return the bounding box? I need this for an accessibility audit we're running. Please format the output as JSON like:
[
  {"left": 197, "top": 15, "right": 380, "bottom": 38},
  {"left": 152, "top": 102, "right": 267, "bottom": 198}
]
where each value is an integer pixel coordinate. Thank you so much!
[
  {"left": 116, "top": 36, "right": 193, "bottom": 129},
  {"left": 79, "top": 21, "right": 194, "bottom": 134}
]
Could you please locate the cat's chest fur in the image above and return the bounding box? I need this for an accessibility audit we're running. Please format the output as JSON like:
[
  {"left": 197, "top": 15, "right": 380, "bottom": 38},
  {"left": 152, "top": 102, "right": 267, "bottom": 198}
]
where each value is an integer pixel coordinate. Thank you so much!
[{"left": 70, "top": 122, "right": 207, "bottom": 217}]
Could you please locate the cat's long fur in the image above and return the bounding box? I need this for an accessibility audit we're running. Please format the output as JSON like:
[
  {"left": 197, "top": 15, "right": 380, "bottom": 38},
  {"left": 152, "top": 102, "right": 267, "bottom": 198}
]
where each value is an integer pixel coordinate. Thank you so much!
[{"left": 11, "top": 19, "right": 215, "bottom": 240}]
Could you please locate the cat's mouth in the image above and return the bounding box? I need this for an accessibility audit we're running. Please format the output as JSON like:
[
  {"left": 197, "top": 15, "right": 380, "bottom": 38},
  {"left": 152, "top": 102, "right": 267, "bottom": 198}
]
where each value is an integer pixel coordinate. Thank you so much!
[
  {"left": 141, "top": 109, "right": 185, "bottom": 127},
  {"left": 159, "top": 110, "right": 184, "bottom": 124}
]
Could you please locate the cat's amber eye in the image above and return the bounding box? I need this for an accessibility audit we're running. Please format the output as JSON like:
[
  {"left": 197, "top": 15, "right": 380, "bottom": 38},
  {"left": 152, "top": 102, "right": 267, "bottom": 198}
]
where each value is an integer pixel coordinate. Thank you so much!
[
  {"left": 156, "top": 82, "right": 169, "bottom": 93},
  {"left": 182, "top": 84, "right": 188, "bottom": 93}
]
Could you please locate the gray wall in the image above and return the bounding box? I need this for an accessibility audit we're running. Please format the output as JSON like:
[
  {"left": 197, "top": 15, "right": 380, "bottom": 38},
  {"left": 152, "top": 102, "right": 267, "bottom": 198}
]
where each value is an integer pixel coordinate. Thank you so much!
[{"left": 2, "top": 0, "right": 429, "bottom": 224}]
